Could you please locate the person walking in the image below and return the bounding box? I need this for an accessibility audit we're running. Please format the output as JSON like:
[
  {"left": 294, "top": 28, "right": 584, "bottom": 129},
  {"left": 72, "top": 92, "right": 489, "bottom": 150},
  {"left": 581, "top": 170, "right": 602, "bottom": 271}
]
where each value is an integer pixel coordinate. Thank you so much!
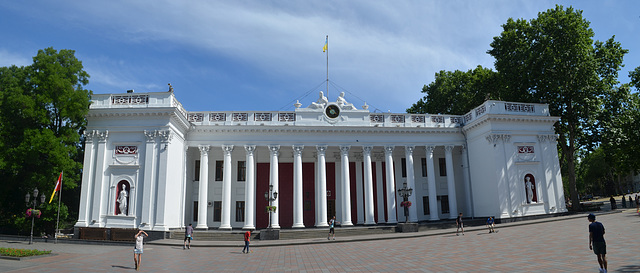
[
  {"left": 456, "top": 212, "right": 464, "bottom": 236},
  {"left": 242, "top": 230, "right": 251, "bottom": 254},
  {"left": 133, "top": 229, "right": 148, "bottom": 271},
  {"left": 588, "top": 213, "right": 607, "bottom": 273},
  {"left": 486, "top": 216, "right": 495, "bottom": 233},
  {"left": 328, "top": 216, "right": 339, "bottom": 240},
  {"left": 184, "top": 223, "right": 194, "bottom": 250}
]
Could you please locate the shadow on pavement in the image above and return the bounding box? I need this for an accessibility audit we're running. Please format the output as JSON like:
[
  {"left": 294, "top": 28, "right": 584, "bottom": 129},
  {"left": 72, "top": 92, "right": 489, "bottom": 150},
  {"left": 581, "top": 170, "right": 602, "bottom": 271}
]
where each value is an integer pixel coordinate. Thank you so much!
[{"left": 615, "top": 264, "right": 640, "bottom": 272}]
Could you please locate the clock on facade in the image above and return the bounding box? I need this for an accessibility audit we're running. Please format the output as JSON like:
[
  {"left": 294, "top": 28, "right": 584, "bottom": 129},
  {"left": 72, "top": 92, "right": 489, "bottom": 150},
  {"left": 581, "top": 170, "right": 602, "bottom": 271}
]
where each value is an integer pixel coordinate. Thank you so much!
[{"left": 325, "top": 104, "right": 340, "bottom": 119}]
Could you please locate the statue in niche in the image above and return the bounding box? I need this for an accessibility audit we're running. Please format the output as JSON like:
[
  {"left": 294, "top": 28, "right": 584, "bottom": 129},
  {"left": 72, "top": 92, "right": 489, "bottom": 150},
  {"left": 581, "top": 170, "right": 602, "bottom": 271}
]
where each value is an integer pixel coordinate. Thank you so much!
[
  {"left": 337, "top": 92, "right": 356, "bottom": 110},
  {"left": 525, "top": 176, "right": 535, "bottom": 204},
  {"left": 118, "top": 184, "right": 128, "bottom": 215},
  {"left": 309, "top": 91, "right": 329, "bottom": 109}
]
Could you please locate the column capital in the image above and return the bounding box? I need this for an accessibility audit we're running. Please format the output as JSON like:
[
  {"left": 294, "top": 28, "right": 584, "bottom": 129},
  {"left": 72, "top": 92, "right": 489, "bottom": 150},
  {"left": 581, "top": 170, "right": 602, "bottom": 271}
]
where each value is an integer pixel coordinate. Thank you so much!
[
  {"left": 445, "top": 145, "right": 454, "bottom": 152},
  {"left": 384, "top": 145, "right": 394, "bottom": 154},
  {"left": 362, "top": 145, "right": 373, "bottom": 155},
  {"left": 158, "top": 130, "right": 173, "bottom": 143},
  {"left": 222, "top": 145, "right": 234, "bottom": 155},
  {"left": 405, "top": 145, "right": 415, "bottom": 155},
  {"left": 425, "top": 145, "right": 436, "bottom": 153},
  {"left": 244, "top": 145, "right": 256, "bottom": 155},
  {"left": 268, "top": 145, "right": 280, "bottom": 156},
  {"left": 340, "top": 145, "right": 351, "bottom": 155},
  {"left": 96, "top": 130, "right": 109, "bottom": 143},
  {"left": 293, "top": 145, "right": 304, "bottom": 155},
  {"left": 316, "top": 145, "right": 327, "bottom": 155},
  {"left": 144, "top": 130, "right": 156, "bottom": 142},
  {"left": 198, "top": 145, "right": 210, "bottom": 156}
]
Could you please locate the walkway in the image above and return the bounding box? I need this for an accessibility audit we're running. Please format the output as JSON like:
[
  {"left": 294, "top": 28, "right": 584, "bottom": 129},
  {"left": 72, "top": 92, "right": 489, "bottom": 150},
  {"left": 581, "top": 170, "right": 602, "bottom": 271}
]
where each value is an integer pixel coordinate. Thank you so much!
[{"left": 1, "top": 208, "right": 639, "bottom": 272}]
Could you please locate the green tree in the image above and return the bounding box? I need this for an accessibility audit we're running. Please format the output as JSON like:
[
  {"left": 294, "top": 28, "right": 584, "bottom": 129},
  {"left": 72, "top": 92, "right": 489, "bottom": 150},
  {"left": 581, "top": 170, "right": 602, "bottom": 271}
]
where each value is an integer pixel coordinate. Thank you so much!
[
  {"left": 408, "top": 66, "right": 504, "bottom": 115},
  {"left": 0, "top": 47, "right": 90, "bottom": 235},
  {"left": 487, "top": 5, "right": 627, "bottom": 209}
]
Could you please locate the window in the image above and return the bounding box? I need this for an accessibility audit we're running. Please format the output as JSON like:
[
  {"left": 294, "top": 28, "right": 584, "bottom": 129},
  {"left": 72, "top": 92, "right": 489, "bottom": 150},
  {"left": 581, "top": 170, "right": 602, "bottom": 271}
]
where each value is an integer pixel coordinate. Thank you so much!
[
  {"left": 193, "top": 201, "right": 198, "bottom": 222},
  {"left": 215, "top": 161, "right": 223, "bottom": 181},
  {"left": 422, "top": 196, "right": 429, "bottom": 215},
  {"left": 213, "top": 201, "right": 222, "bottom": 222},
  {"left": 236, "top": 201, "right": 245, "bottom": 222},
  {"left": 237, "top": 161, "right": 246, "bottom": 181},
  {"left": 438, "top": 195, "right": 450, "bottom": 214},
  {"left": 194, "top": 160, "right": 200, "bottom": 181},
  {"left": 401, "top": 158, "right": 407, "bottom": 177},
  {"left": 421, "top": 158, "right": 427, "bottom": 177},
  {"left": 439, "top": 158, "right": 447, "bottom": 176}
]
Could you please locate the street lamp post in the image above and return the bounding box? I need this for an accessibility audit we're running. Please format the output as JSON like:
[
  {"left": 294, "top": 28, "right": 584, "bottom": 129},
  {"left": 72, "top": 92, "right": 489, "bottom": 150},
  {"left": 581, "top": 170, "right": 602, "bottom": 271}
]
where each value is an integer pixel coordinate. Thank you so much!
[
  {"left": 397, "top": 182, "right": 413, "bottom": 223},
  {"left": 264, "top": 185, "right": 278, "bottom": 229},
  {"left": 25, "top": 188, "right": 46, "bottom": 244}
]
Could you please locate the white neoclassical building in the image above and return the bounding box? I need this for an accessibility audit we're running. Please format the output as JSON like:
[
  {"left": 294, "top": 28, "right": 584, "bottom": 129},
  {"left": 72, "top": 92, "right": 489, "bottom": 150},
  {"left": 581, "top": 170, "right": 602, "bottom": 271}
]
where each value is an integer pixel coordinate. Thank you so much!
[{"left": 74, "top": 90, "right": 567, "bottom": 231}]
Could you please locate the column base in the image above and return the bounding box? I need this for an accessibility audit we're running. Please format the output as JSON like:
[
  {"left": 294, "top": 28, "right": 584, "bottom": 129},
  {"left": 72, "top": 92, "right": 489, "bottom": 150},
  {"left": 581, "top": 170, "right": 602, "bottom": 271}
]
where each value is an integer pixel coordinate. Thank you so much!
[{"left": 292, "top": 224, "right": 305, "bottom": 228}]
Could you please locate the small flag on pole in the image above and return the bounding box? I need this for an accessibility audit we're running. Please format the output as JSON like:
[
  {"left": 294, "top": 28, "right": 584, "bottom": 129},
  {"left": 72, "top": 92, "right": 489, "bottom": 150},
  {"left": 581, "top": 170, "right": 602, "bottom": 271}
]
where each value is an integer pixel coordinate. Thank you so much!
[
  {"left": 49, "top": 171, "right": 63, "bottom": 203},
  {"left": 323, "top": 37, "right": 328, "bottom": 52}
]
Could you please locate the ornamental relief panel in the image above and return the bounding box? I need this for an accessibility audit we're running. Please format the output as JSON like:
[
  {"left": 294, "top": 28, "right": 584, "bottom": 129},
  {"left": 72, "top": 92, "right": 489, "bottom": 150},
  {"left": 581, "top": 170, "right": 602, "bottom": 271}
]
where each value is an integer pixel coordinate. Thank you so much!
[
  {"left": 515, "top": 144, "right": 536, "bottom": 162},
  {"left": 113, "top": 145, "right": 139, "bottom": 165}
]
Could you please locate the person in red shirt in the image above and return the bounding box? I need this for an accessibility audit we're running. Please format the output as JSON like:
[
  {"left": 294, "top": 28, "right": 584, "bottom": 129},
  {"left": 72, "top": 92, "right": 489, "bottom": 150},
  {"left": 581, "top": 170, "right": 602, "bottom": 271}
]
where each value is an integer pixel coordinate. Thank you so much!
[{"left": 242, "top": 231, "right": 251, "bottom": 254}]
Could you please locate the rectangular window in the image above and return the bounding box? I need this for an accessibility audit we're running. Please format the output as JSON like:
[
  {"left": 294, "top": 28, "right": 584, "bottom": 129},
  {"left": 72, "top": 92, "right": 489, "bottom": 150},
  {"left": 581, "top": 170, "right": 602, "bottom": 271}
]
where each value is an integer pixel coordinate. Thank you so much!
[
  {"left": 213, "top": 201, "right": 221, "bottom": 222},
  {"left": 439, "top": 195, "right": 450, "bottom": 214},
  {"left": 439, "top": 158, "right": 447, "bottom": 176},
  {"left": 421, "top": 158, "right": 427, "bottom": 177},
  {"left": 235, "top": 201, "right": 245, "bottom": 222},
  {"left": 237, "top": 161, "right": 246, "bottom": 181},
  {"left": 422, "top": 196, "right": 430, "bottom": 215},
  {"left": 401, "top": 158, "right": 407, "bottom": 177},
  {"left": 193, "top": 201, "right": 198, "bottom": 222},
  {"left": 215, "top": 161, "right": 223, "bottom": 181},
  {"left": 195, "top": 160, "right": 200, "bottom": 181}
]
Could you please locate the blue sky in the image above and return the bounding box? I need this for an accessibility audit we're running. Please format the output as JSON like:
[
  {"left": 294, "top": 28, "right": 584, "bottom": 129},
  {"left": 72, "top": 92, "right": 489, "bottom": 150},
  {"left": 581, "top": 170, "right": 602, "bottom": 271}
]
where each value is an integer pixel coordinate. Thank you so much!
[{"left": 1, "top": 1, "right": 638, "bottom": 113}]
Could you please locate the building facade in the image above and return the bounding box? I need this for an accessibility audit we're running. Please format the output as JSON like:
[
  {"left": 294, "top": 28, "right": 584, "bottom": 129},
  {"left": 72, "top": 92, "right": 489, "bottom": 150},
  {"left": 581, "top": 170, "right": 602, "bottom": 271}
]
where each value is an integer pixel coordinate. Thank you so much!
[{"left": 75, "top": 91, "right": 567, "bottom": 231}]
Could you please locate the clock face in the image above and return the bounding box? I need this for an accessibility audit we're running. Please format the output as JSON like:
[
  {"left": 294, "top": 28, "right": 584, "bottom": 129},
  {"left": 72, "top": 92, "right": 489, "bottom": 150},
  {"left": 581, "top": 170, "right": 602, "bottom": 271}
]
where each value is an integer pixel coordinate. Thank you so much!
[{"left": 325, "top": 104, "right": 340, "bottom": 119}]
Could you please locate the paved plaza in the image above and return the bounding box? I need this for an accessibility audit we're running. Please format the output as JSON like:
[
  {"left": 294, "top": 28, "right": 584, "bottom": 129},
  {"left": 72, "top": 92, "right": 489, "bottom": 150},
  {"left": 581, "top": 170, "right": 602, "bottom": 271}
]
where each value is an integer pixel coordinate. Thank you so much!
[{"left": 1, "top": 208, "right": 639, "bottom": 272}]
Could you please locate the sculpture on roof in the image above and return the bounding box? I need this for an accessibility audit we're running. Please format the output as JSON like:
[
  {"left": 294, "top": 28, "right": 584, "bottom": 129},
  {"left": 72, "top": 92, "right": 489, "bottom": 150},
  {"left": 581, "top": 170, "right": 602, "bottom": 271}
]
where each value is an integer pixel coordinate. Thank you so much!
[
  {"left": 308, "top": 91, "right": 329, "bottom": 109},
  {"left": 337, "top": 92, "right": 356, "bottom": 110}
]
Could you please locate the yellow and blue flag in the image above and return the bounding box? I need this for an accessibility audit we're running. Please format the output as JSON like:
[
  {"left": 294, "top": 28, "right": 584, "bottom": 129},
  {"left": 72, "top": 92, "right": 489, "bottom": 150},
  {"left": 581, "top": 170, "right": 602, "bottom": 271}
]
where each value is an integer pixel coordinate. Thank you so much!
[{"left": 323, "top": 37, "right": 328, "bottom": 52}]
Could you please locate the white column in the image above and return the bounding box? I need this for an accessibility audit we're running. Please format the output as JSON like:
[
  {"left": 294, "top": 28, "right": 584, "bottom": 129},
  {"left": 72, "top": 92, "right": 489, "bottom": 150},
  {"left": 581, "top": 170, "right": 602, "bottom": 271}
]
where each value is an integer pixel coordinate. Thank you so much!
[
  {"left": 141, "top": 131, "right": 157, "bottom": 228},
  {"left": 405, "top": 146, "right": 419, "bottom": 222},
  {"left": 196, "top": 145, "right": 210, "bottom": 229},
  {"left": 292, "top": 145, "right": 305, "bottom": 228},
  {"left": 461, "top": 145, "right": 473, "bottom": 217},
  {"left": 268, "top": 145, "right": 281, "bottom": 229},
  {"left": 445, "top": 145, "right": 458, "bottom": 219},
  {"left": 243, "top": 145, "right": 256, "bottom": 230},
  {"left": 425, "top": 145, "right": 439, "bottom": 220},
  {"left": 362, "top": 146, "right": 376, "bottom": 225},
  {"left": 91, "top": 131, "right": 108, "bottom": 227},
  {"left": 76, "top": 131, "right": 96, "bottom": 227},
  {"left": 315, "top": 145, "right": 329, "bottom": 227},
  {"left": 375, "top": 157, "right": 386, "bottom": 223},
  {"left": 220, "top": 145, "right": 234, "bottom": 230},
  {"left": 384, "top": 146, "right": 398, "bottom": 224},
  {"left": 340, "top": 145, "right": 353, "bottom": 226}
]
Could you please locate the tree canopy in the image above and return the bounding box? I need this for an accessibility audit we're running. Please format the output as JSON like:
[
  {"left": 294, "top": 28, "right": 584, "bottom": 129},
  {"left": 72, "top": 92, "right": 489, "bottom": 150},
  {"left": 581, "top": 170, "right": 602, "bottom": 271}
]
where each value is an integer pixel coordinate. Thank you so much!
[
  {"left": 0, "top": 47, "right": 91, "bottom": 235},
  {"left": 411, "top": 5, "right": 637, "bottom": 207}
]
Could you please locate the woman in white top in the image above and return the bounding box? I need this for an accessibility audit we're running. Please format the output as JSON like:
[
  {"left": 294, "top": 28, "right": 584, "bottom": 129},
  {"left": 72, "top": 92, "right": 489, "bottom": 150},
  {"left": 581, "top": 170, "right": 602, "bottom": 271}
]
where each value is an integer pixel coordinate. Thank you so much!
[{"left": 133, "top": 230, "right": 148, "bottom": 271}]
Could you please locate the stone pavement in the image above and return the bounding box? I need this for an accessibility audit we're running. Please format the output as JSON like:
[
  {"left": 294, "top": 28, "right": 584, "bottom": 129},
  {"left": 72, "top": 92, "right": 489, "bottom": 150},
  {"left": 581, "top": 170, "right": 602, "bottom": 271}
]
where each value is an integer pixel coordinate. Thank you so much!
[{"left": 1, "top": 209, "right": 639, "bottom": 272}]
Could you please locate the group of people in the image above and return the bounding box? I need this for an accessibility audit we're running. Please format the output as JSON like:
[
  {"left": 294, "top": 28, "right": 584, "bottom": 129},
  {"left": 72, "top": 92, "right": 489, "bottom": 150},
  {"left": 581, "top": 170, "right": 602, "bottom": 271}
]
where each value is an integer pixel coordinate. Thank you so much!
[{"left": 609, "top": 193, "right": 640, "bottom": 210}]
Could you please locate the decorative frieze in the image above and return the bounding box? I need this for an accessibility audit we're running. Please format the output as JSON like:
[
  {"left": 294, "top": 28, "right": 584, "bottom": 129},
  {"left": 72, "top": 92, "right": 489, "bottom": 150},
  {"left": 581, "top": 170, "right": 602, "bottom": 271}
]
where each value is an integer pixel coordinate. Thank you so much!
[
  {"left": 370, "top": 114, "right": 384, "bottom": 123},
  {"left": 115, "top": 146, "right": 138, "bottom": 155},
  {"left": 188, "top": 113, "right": 204, "bottom": 122},
  {"left": 537, "top": 134, "right": 559, "bottom": 143},
  {"left": 112, "top": 95, "right": 149, "bottom": 105},
  {"left": 430, "top": 116, "right": 444, "bottom": 124},
  {"left": 486, "top": 134, "right": 511, "bottom": 144},
  {"left": 390, "top": 115, "right": 405, "bottom": 123},
  {"left": 254, "top": 113, "right": 272, "bottom": 122},
  {"left": 505, "top": 103, "right": 535, "bottom": 113},
  {"left": 410, "top": 115, "right": 425, "bottom": 123},
  {"left": 210, "top": 113, "right": 226, "bottom": 122},
  {"left": 279, "top": 113, "right": 296, "bottom": 122},
  {"left": 232, "top": 113, "right": 248, "bottom": 122},
  {"left": 517, "top": 146, "right": 534, "bottom": 154}
]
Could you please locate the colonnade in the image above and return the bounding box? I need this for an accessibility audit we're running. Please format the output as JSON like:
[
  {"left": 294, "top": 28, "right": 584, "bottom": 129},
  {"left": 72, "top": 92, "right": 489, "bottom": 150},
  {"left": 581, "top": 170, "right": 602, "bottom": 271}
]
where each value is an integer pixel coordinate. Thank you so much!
[{"left": 194, "top": 144, "right": 463, "bottom": 230}]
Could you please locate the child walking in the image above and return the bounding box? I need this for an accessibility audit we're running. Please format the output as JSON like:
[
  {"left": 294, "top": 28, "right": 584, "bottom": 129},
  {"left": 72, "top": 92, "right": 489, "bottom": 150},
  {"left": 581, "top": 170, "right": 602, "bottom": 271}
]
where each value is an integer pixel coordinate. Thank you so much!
[{"left": 242, "top": 230, "right": 251, "bottom": 254}]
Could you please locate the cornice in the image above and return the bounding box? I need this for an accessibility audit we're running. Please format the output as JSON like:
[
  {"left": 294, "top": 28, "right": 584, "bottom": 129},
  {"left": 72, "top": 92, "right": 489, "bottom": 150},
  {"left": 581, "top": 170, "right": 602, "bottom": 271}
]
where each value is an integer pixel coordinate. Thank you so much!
[
  {"left": 462, "top": 114, "right": 559, "bottom": 132},
  {"left": 87, "top": 107, "right": 190, "bottom": 133},
  {"left": 188, "top": 125, "right": 461, "bottom": 135}
]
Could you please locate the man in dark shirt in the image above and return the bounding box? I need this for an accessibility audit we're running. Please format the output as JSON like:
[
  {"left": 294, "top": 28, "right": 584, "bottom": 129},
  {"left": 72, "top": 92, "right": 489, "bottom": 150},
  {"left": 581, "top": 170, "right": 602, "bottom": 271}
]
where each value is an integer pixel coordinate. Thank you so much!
[{"left": 588, "top": 213, "right": 607, "bottom": 273}]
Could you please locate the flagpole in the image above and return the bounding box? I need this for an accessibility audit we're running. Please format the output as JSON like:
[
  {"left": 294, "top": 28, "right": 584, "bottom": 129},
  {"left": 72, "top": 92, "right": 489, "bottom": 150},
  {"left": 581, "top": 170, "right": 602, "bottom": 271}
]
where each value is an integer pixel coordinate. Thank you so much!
[
  {"left": 55, "top": 171, "right": 62, "bottom": 244},
  {"left": 326, "top": 35, "right": 329, "bottom": 98}
]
